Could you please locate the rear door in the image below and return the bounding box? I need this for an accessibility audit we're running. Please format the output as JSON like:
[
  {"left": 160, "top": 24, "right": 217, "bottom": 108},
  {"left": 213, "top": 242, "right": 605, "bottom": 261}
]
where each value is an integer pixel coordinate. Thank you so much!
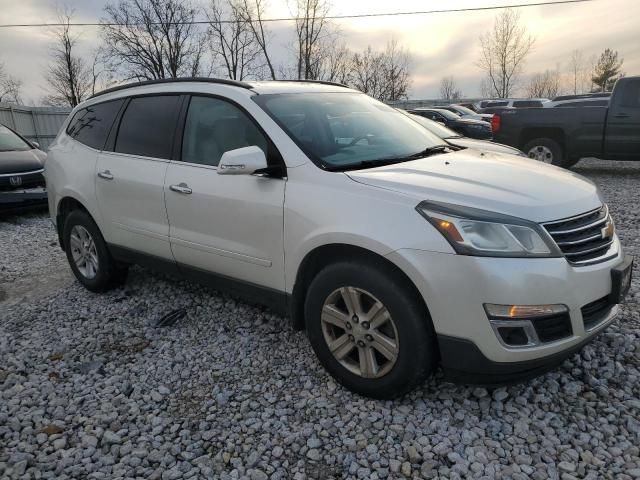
[
  {"left": 164, "top": 95, "right": 286, "bottom": 291},
  {"left": 95, "top": 94, "right": 182, "bottom": 260},
  {"left": 604, "top": 78, "right": 640, "bottom": 159}
]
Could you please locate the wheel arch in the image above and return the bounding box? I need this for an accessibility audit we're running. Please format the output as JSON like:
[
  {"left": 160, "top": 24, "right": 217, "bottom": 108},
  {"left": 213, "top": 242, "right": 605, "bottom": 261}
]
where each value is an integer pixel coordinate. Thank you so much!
[
  {"left": 55, "top": 195, "right": 96, "bottom": 251},
  {"left": 289, "top": 243, "right": 433, "bottom": 333}
]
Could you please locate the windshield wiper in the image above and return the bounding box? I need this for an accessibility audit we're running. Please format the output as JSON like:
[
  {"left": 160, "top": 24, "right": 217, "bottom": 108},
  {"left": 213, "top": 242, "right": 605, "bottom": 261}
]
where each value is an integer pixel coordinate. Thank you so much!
[{"left": 324, "top": 145, "right": 452, "bottom": 172}]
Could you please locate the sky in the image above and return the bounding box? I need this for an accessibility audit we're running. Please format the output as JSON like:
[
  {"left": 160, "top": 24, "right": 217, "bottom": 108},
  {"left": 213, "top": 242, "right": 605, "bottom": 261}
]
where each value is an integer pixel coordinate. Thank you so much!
[{"left": 0, "top": 0, "right": 638, "bottom": 105}]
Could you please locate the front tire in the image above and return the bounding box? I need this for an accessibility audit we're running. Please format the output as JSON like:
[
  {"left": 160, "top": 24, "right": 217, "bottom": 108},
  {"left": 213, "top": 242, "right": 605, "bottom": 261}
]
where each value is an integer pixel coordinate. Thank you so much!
[
  {"left": 305, "top": 261, "right": 437, "bottom": 399},
  {"left": 63, "top": 210, "right": 128, "bottom": 292}
]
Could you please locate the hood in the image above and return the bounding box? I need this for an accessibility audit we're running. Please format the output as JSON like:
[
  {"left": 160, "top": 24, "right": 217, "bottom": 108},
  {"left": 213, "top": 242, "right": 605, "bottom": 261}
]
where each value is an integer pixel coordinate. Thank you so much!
[
  {"left": 447, "top": 137, "right": 524, "bottom": 156},
  {"left": 346, "top": 149, "right": 601, "bottom": 222},
  {"left": 0, "top": 148, "right": 46, "bottom": 175}
]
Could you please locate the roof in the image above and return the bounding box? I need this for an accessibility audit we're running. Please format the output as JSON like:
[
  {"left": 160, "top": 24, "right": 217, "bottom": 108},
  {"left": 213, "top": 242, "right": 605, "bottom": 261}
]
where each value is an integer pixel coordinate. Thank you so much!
[{"left": 89, "top": 77, "right": 353, "bottom": 100}]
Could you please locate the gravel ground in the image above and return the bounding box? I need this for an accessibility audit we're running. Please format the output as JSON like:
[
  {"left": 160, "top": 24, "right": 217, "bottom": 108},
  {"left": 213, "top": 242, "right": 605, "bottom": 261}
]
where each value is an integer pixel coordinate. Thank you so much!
[{"left": 1, "top": 158, "right": 639, "bottom": 480}]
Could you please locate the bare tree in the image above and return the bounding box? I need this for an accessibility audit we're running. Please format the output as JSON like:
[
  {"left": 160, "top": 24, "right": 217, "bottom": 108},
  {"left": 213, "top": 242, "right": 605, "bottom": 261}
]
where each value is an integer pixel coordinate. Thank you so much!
[
  {"left": 440, "top": 75, "right": 462, "bottom": 100},
  {"left": 568, "top": 49, "right": 588, "bottom": 95},
  {"left": 526, "top": 70, "right": 560, "bottom": 98},
  {"left": 591, "top": 48, "right": 623, "bottom": 92},
  {"left": 316, "top": 41, "right": 351, "bottom": 84},
  {"left": 477, "top": 8, "right": 534, "bottom": 98},
  {"left": 101, "top": 0, "right": 205, "bottom": 80},
  {"left": 44, "top": 8, "right": 92, "bottom": 107},
  {"left": 292, "top": 0, "right": 331, "bottom": 80},
  {"left": 382, "top": 38, "right": 411, "bottom": 101},
  {"left": 350, "top": 46, "right": 387, "bottom": 100},
  {"left": 0, "top": 61, "right": 22, "bottom": 104},
  {"left": 238, "top": 0, "right": 276, "bottom": 79},
  {"left": 349, "top": 41, "right": 411, "bottom": 101},
  {"left": 206, "top": 0, "right": 264, "bottom": 80}
]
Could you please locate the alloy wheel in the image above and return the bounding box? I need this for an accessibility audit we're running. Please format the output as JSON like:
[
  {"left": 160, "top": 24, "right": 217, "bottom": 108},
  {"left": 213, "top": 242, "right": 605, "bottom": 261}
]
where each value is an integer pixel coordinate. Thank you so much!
[
  {"left": 321, "top": 287, "right": 399, "bottom": 379},
  {"left": 69, "top": 225, "right": 99, "bottom": 279}
]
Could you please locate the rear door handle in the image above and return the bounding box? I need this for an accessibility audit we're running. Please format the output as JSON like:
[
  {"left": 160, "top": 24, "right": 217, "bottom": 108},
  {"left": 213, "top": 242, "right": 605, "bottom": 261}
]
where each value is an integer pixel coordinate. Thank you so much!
[
  {"left": 169, "top": 183, "right": 192, "bottom": 194},
  {"left": 97, "top": 170, "right": 114, "bottom": 180},
  {"left": 614, "top": 113, "right": 630, "bottom": 118}
]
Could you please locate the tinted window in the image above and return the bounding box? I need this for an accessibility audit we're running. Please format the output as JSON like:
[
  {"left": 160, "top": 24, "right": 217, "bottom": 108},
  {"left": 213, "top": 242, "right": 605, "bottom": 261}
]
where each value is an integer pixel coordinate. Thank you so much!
[
  {"left": 485, "top": 101, "right": 508, "bottom": 107},
  {"left": 181, "top": 96, "right": 268, "bottom": 167},
  {"left": 67, "top": 100, "right": 123, "bottom": 150},
  {"left": 513, "top": 100, "right": 543, "bottom": 108},
  {"left": 115, "top": 96, "right": 180, "bottom": 159},
  {"left": 619, "top": 79, "right": 640, "bottom": 108}
]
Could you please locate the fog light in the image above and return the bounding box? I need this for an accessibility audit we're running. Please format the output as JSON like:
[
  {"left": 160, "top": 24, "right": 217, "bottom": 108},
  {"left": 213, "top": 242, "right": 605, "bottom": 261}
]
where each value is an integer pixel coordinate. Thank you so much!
[{"left": 484, "top": 303, "right": 568, "bottom": 319}]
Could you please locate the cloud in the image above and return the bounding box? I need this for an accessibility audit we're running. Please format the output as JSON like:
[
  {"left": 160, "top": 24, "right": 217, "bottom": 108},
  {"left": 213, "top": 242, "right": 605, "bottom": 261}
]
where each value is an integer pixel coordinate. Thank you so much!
[{"left": 0, "top": 0, "right": 637, "bottom": 104}]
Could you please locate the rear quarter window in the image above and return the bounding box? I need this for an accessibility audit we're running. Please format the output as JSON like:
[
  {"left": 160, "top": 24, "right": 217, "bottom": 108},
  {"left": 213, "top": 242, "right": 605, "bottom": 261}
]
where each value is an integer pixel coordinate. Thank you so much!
[
  {"left": 66, "top": 100, "right": 124, "bottom": 150},
  {"left": 114, "top": 95, "right": 181, "bottom": 159}
]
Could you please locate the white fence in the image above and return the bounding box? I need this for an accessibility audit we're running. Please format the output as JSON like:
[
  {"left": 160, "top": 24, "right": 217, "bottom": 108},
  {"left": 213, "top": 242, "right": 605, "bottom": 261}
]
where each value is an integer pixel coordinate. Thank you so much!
[{"left": 0, "top": 103, "right": 71, "bottom": 150}]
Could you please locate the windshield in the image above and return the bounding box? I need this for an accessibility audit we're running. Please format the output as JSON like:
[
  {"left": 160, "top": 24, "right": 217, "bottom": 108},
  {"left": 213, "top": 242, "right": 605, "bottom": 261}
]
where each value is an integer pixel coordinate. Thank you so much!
[
  {"left": 253, "top": 92, "right": 444, "bottom": 170},
  {"left": 424, "top": 109, "right": 460, "bottom": 120},
  {"left": 0, "top": 125, "right": 31, "bottom": 152},
  {"left": 408, "top": 113, "right": 460, "bottom": 138},
  {"left": 451, "top": 105, "right": 477, "bottom": 116}
]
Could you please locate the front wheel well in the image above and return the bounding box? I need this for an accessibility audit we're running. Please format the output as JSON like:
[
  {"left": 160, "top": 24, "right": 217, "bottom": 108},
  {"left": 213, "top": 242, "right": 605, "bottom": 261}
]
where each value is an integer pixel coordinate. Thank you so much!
[
  {"left": 290, "top": 244, "right": 431, "bottom": 332},
  {"left": 56, "top": 197, "right": 90, "bottom": 250}
]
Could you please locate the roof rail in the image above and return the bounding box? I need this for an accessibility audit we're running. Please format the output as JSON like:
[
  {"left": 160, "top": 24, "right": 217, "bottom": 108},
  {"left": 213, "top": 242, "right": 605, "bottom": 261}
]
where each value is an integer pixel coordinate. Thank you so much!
[
  {"left": 279, "top": 79, "right": 349, "bottom": 88},
  {"left": 89, "top": 77, "right": 254, "bottom": 99}
]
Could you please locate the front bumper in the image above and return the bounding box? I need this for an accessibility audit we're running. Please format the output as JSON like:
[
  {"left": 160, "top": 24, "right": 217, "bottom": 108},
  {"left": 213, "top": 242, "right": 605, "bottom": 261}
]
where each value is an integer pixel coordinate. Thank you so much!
[
  {"left": 386, "top": 239, "right": 627, "bottom": 380},
  {"left": 0, "top": 187, "right": 48, "bottom": 212}
]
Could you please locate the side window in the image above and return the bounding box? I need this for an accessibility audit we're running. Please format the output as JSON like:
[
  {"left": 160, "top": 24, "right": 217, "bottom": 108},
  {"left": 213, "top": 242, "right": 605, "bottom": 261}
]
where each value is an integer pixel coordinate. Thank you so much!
[
  {"left": 513, "top": 100, "right": 543, "bottom": 108},
  {"left": 619, "top": 79, "right": 640, "bottom": 108},
  {"left": 67, "top": 100, "right": 123, "bottom": 150},
  {"left": 486, "top": 101, "right": 508, "bottom": 108},
  {"left": 115, "top": 95, "right": 180, "bottom": 159},
  {"left": 181, "top": 96, "right": 268, "bottom": 167}
]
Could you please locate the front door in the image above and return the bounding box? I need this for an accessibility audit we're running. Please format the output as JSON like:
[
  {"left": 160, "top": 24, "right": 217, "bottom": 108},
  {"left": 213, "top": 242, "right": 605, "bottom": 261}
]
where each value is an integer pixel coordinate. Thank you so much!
[
  {"left": 164, "top": 95, "right": 286, "bottom": 291},
  {"left": 95, "top": 94, "right": 182, "bottom": 260},
  {"left": 604, "top": 78, "right": 640, "bottom": 160}
]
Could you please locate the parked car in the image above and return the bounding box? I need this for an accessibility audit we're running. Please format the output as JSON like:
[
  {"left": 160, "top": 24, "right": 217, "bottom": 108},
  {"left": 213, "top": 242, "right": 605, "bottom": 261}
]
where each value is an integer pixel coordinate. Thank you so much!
[
  {"left": 455, "top": 102, "right": 478, "bottom": 112},
  {"left": 491, "top": 76, "right": 640, "bottom": 167},
  {"left": 409, "top": 108, "right": 492, "bottom": 140},
  {"left": 0, "top": 123, "right": 47, "bottom": 213},
  {"left": 433, "top": 104, "right": 493, "bottom": 122},
  {"left": 406, "top": 113, "right": 525, "bottom": 156},
  {"left": 46, "top": 78, "right": 632, "bottom": 398},
  {"left": 476, "top": 98, "right": 550, "bottom": 112}
]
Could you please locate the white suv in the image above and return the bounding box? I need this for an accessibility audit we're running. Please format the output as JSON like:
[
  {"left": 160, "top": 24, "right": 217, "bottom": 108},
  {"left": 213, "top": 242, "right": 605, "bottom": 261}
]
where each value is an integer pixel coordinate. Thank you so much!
[{"left": 46, "top": 79, "right": 633, "bottom": 398}]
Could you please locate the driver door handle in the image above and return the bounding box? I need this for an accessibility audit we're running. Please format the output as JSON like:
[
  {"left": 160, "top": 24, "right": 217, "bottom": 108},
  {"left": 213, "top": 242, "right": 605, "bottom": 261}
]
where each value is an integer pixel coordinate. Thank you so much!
[
  {"left": 614, "top": 113, "right": 630, "bottom": 119},
  {"left": 169, "top": 183, "right": 192, "bottom": 194},
  {"left": 97, "top": 170, "right": 114, "bottom": 180}
]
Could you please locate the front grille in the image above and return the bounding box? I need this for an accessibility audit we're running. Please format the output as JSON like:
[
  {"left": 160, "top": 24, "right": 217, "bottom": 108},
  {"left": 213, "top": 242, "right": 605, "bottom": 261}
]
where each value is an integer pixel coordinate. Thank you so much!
[
  {"left": 542, "top": 205, "right": 614, "bottom": 265},
  {"left": 0, "top": 170, "right": 45, "bottom": 192},
  {"left": 581, "top": 295, "right": 613, "bottom": 330},
  {"left": 531, "top": 313, "right": 573, "bottom": 342}
]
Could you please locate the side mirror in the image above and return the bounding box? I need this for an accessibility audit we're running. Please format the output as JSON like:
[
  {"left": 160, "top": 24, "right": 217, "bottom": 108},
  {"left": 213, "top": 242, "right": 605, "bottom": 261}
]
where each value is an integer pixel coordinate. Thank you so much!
[
  {"left": 435, "top": 119, "right": 446, "bottom": 124},
  {"left": 217, "top": 146, "right": 267, "bottom": 175},
  {"left": 31, "top": 141, "right": 40, "bottom": 149}
]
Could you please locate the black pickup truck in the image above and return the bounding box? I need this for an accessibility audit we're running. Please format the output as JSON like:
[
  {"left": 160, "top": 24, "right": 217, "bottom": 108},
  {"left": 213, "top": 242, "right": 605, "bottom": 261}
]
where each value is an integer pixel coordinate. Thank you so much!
[{"left": 491, "top": 76, "right": 640, "bottom": 168}]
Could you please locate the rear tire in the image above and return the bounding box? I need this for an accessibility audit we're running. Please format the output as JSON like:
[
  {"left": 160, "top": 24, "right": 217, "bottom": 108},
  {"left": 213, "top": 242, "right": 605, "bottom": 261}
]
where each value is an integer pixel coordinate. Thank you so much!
[
  {"left": 305, "top": 261, "right": 437, "bottom": 399},
  {"left": 63, "top": 210, "right": 128, "bottom": 292},
  {"left": 523, "top": 138, "right": 572, "bottom": 167}
]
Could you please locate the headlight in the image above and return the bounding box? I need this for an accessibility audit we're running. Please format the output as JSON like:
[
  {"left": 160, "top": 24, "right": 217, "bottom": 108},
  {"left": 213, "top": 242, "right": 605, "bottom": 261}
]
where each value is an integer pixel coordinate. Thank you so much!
[{"left": 416, "top": 201, "right": 562, "bottom": 258}]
